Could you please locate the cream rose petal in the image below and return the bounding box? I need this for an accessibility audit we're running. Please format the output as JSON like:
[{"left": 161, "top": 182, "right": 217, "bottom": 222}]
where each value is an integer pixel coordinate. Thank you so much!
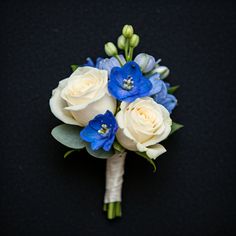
[
  {"left": 137, "top": 143, "right": 166, "bottom": 160},
  {"left": 116, "top": 111, "right": 125, "bottom": 129},
  {"left": 70, "top": 66, "right": 95, "bottom": 77},
  {"left": 116, "top": 129, "right": 138, "bottom": 151},
  {"left": 69, "top": 94, "right": 116, "bottom": 126},
  {"left": 49, "top": 80, "right": 78, "bottom": 125}
]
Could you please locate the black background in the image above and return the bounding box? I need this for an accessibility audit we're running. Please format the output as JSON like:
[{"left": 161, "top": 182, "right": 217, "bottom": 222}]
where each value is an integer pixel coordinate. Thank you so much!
[{"left": 1, "top": 0, "right": 236, "bottom": 235}]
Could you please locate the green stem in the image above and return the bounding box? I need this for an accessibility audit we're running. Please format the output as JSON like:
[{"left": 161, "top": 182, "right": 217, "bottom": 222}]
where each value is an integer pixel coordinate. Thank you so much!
[
  {"left": 125, "top": 39, "right": 130, "bottom": 61},
  {"left": 115, "top": 202, "right": 122, "bottom": 217},
  {"left": 128, "top": 47, "right": 134, "bottom": 61},
  {"left": 107, "top": 202, "right": 115, "bottom": 219},
  {"left": 115, "top": 55, "right": 124, "bottom": 66}
]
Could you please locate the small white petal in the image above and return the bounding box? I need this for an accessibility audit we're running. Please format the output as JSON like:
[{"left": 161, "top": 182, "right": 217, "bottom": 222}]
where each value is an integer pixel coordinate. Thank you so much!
[{"left": 146, "top": 144, "right": 166, "bottom": 160}]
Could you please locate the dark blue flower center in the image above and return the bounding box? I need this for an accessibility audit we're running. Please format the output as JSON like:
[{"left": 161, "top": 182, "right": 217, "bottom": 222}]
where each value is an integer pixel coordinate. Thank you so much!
[
  {"left": 123, "top": 76, "right": 134, "bottom": 90},
  {"left": 98, "top": 124, "right": 110, "bottom": 135}
]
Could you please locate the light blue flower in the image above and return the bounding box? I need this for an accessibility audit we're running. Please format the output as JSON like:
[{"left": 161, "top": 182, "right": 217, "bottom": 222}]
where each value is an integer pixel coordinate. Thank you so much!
[
  {"left": 151, "top": 79, "right": 177, "bottom": 113},
  {"left": 148, "top": 73, "right": 161, "bottom": 95},
  {"left": 84, "top": 55, "right": 126, "bottom": 77},
  {"left": 159, "top": 94, "right": 177, "bottom": 113},
  {"left": 97, "top": 55, "right": 126, "bottom": 76},
  {"left": 134, "top": 53, "right": 156, "bottom": 73},
  {"left": 80, "top": 111, "right": 118, "bottom": 151},
  {"left": 108, "top": 61, "right": 152, "bottom": 102}
]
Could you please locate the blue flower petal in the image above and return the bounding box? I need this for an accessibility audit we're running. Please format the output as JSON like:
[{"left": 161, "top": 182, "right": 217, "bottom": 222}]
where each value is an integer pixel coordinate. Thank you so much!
[
  {"left": 162, "top": 94, "right": 177, "bottom": 113},
  {"left": 95, "top": 57, "right": 103, "bottom": 67},
  {"left": 109, "top": 67, "right": 126, "bottom": 87},
  {"left": 165, "top": 82, "right": 170, "bottom": 88},
  {"left": 138, "top": 76, "right": 153, "bottom": 97},
  {"left": 103, "top": 136, "right": 115, "bottom": 151},
  {"left": 80, "top": 126, "right": 102, "bottom": 142},
  {"left": 89, "top": 119, "right": 102, "bottom": 130},
  {"left": 122, "top": 61, "right": 142, "bottom": 79},
  {"left": 148, "top": 73, "right": 163, "bottom": 96},
  {"left": 108, "top": 82, "right": 138, "bottom": 101},
  {"left": 96, "top": 55, "right": 125, "bottom": 76},
  {"left": 153, "top": 82, "right": 167, "bottom": 101},
  {"left": 91, "top": 139, "right": 107, "bottom": 151},
  {"left": 102, "top": 111, "right": 115, "bottom": 125},
  {"left": 84, "top": 57, "right": 95, "bottom": 67}
]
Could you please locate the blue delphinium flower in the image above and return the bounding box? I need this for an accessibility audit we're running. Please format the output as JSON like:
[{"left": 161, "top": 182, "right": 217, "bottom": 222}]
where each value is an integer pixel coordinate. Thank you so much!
[
  {"left": 80, "top": 110, "right": 118, "bottom": 151},
  {"left": 84, "top": 57, "right": 103, "bottom": 67},
  {"left": 108, "top": 61, "right": 152, "bottom": 102},
  {"left": 150, "top": 78, "right": 177, "bottom": 113},
  {"left": 97, "top": 55, "right": 126, "bottom": 76}
]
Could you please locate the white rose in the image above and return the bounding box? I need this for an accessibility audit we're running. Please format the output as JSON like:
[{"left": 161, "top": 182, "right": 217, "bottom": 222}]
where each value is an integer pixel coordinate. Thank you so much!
[
  {"left": 49, "top": 66, "right": 117, "bottom": 126},
  {"left": 116, "top": 97, "right": 172, "bottom": 159}
]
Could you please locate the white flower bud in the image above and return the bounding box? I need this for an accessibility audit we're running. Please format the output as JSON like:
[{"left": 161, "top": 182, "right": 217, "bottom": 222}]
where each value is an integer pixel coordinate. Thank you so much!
[
  {"left": 122, "top": 25, "right": 134, "bottom": 38},
  {"left": 151, "top": 66, "right": 170, "bottom": 79},
  {"left": 129, "top": 34, "right": 139, "bottom": 48},
  {"left": 104, "top": 42, "right": 118, "bottom": 57},
  {"left": 134, "top": 53, "right": 155, "bottom": 73},
  {"left": 117, "top": 35, "right": 126, "bottom": 49}
]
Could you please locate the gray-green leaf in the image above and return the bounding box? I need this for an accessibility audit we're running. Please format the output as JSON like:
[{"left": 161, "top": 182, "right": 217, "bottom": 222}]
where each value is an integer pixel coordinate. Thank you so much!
[
  {"left": 86, "top": 144, "right": 114, "bottom": 159},
  {"left": 168, "top": 85, "right": 180, "bottom": 94},
  {"left": 51, "top": 124, "right": 86, "bottom": 149},
  {"left": 170, "top": 122, "right": 184, "bottom": 135},
  {"left": 135, "top": 151, "right": 157, "bottom": 172},
  {"left": 70, "top": 64, "right": 79, "bottom": 72}
]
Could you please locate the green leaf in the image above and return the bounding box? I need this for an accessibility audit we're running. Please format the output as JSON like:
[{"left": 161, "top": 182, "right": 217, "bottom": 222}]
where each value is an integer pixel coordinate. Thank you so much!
[
  {"left": 113, "top": 141, "right": 125, "bottom": 153},
  {"left": 70, "top": 64, "right": 79, "bottom": 72},
  {"left": 64, "top": 149, "right": 78, "bottom": 158},
  {"left": 170, "top": 122, "right": 184, "bottom": 135},
  {"left": 135, "top": 151, "right": 157, "bottom": 172},
  {"left": 168, "top": 85, "right": 180, "bottom": 94},
  {"left": 86, "top": 144, "right": 114, "bottom": 159},
  {"left": 51, "top": 124, "right": 86, "bottom": 149}
]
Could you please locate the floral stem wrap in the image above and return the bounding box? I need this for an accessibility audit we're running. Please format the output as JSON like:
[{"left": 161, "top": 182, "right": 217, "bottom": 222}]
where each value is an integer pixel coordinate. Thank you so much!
[{"left": 104, "top": 152, "right": 126, "bottom": 203}]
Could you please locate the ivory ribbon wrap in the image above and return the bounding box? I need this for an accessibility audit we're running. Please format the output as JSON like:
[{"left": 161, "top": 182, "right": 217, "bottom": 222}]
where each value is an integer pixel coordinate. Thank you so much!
[{"left": 104, "top": 152, "right": 127, "bottom": 203}]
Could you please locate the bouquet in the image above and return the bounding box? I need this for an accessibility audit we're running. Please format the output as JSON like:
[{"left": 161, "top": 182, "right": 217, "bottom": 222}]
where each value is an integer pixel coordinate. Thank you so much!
[{"left": 49, "top": 25, "right": 183, "bottom": 220}]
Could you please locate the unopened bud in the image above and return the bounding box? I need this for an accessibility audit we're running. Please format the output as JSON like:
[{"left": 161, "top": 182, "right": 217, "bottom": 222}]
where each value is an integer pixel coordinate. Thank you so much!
[
  {"left": 134, "top": 53, "right": 155, "bottom": 73},
  {"left": 104, "top": 42, "right": 118, "bottom": 57},
  {"left": 151, "top": 66, "right": 170, "bottom": 79},
  {"left": 122, "top": 25, "right": 134, "bottom": 38},
  {"left": 117, "top": 35, "right": 126, "bottom": 49},
  {"left": 130, "top": 34, "right": 139, "bottom": 48}
]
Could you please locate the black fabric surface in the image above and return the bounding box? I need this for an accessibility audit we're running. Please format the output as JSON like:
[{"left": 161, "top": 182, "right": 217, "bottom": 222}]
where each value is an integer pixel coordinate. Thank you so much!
[{"left": 0, "top": 0, "right": 235, "bottom": 235}]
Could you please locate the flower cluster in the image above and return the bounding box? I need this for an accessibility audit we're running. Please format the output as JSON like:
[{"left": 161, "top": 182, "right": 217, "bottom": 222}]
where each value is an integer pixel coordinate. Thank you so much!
[{"left": 50, "top": 25, "right": 183, "bottom": 220}]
